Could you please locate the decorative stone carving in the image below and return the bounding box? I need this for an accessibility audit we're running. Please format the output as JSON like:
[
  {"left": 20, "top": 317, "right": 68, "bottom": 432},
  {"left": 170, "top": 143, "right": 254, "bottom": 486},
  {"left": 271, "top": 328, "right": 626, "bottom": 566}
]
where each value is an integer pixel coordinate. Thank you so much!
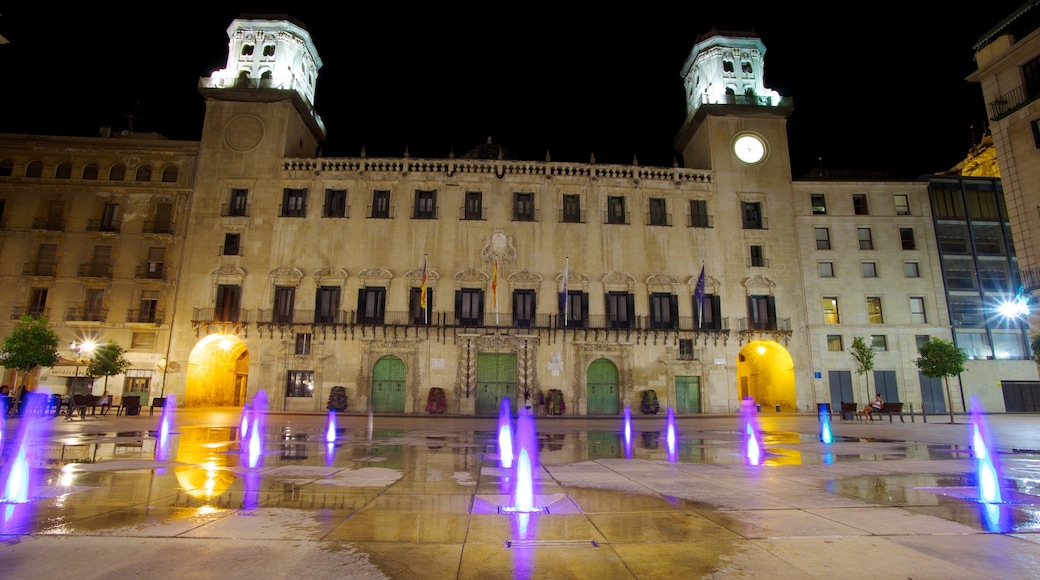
[
  {"left": 602, "top": 271, "right": 636, "bottom": 291},
  {"left": 358, "top": 268, "right": 393, "bottom": 287},
  {"left": 454, "top": 267, "right": 490, "bottom": 284},
  {"left": 743, "top": 274, "right": 775, "bottom": 290},
  {"left": 268, "top": 265, "right": 304, "bottom": 286},
  {"left": 688, "top": 274, "right": 720, "bottom": 294},
  {"left": 313, "top": 267, "right": 349, "bottom": 285},
  {"left": 480, "top": 230, "right": 517, "bottom": 267},
  {"left": 645, "top": 273, "right": 679, "bottom": 292},
  {"left": 508, "top": 269, "right": 542, "bottom": 289},
  {"left": 211, "top": 264, "right": 246, "bottom": 284},
  {"left": 405, "top": 268, "right": 440, "bottom": 284}
]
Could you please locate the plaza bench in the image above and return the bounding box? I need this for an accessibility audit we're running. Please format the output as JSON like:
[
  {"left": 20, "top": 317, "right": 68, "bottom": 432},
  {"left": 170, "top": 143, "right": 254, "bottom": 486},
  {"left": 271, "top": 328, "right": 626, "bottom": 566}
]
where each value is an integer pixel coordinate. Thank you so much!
[
  {"left": 840, "top": 402, "right": 860, "bottom": 421},
  {"left": 871, "top": 402, "right": 905, "bottom": 423}
]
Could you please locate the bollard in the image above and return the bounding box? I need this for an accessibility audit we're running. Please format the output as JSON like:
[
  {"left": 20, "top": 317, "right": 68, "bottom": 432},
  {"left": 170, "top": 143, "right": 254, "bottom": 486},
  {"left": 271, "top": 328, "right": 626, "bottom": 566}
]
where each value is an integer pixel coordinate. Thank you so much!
[
  {"left": 756, "top": 404, "right": 761, "bottom": 412},
  {"left": 909, "top": 401, "right": 915, "bottom": 423}
]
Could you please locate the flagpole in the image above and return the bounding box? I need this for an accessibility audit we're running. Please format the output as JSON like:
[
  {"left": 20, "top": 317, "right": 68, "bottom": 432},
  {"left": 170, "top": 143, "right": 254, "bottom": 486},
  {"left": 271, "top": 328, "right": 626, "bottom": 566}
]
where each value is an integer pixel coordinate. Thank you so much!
[
  {"left": 493, "top": 258, "right": 499, "bottom": 326},
  {"left": 420, "top": 254, "right": 428, "bottom": 326}
]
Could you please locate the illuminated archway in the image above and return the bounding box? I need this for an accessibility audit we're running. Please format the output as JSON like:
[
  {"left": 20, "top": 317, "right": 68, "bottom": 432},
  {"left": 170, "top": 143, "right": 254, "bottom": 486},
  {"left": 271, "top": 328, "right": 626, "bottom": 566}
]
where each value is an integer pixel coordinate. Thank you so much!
[
  {"left": 735, "top": 340, "right": 796, "bottom": 411},
  {"left": 185, "top": 334, "right": 250, "bottom": 407}
]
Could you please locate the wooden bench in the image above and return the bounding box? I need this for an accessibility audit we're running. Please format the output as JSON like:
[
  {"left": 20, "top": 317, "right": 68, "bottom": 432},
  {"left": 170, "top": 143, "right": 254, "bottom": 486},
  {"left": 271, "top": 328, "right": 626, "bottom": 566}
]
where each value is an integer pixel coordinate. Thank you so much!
[
  {"left": 870, "top": 402, "right": 905, "bottom": 423},
  {"left": 840, "top": 402, "right": 860, "bottom": 421},
  {"left": 149, "top": 397, "right": 166, "bottom": 416},
  {"left": 118, "top": 395, "right": 141, "bottom": 416},
  {"left": 69, "top": 395, "right": 105, "bottom": 418}
]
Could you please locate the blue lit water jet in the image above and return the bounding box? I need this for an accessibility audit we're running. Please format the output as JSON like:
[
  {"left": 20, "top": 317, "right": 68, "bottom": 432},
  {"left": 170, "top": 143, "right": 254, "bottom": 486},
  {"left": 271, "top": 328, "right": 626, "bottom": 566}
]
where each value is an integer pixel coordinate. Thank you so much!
[
  {"left": 326, "top": 410, "right": 337, "bottom": 443},
  {"left": 819, "top": 405, "right": 833, "bottom": 444},
  {"left": 740, "top": 397, "right": 763, "bottom": 466},
  {"left": 665, "top": 407, "right": 677, "bottom": 462},
  {"left": 498, "top": 397, "right": 514, "bottom": 469},
  {"left": 970, "top": 398, "right": 1002, "bottom": 505}
]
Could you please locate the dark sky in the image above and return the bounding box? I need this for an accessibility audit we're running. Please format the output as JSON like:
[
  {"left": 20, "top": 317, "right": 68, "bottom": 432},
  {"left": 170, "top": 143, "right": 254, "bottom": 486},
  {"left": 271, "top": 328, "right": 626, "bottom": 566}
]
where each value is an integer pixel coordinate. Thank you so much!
[{"left": 0, "top": 3, "right": 1028, "bottom": 178}]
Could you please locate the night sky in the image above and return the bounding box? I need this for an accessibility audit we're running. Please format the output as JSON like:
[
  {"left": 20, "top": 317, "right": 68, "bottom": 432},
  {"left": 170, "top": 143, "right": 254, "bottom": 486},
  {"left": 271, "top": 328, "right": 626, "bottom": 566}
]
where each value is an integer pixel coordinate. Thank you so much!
[{"left": 0, "top": 3, "right": 1029, "bottom": 179}]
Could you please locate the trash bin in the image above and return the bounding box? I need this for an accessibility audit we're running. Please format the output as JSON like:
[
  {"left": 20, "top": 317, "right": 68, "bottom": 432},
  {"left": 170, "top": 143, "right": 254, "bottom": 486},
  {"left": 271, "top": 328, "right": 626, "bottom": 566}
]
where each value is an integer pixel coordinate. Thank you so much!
[{"left": 775, "top": 404, "right": 781, "bottom": 412}]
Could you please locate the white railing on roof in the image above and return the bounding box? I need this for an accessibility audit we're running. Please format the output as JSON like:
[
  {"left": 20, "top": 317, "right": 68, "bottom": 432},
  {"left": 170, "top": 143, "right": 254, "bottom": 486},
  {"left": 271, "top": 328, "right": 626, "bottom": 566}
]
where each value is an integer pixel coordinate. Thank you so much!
[{"left": 282, "top": 158, "right": 712, "bottom": 183}]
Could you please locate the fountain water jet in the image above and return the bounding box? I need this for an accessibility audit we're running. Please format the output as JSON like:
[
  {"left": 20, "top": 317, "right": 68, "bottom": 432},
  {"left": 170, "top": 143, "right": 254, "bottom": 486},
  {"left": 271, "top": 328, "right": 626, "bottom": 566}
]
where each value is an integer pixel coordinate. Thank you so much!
[
  {"left": 246, "top": 391, "right": 268, "bottom": 469},
  {"left": 326, "top": 410, "right": 337, "bottom": 444},
  {"left": 503, "top": 407, "right": 540, "bottom": 513},
  {"left": 970, "top": 398, "right": 1002, "bottom": 504},
  {"left": 498, "top": 397, "right": 514, "bottom": 469},
  {"left": 740, "top": 397, "right": 763, "bottom": 466},
  {"left": 665, "top": 407, "right": 677, "bottom": 462},
  {"left": 819, "top": 404, "right": 833, "bottom": 444},
  {"left": 239, "top": 403, "right": 251, "bottom": 439},
  {"left": 1, "top": 395, "right": 48, "bottom": 504},
  {"left": 156, "top": 394, "right": 176, "bottom": 462},
  {"left": 623, "top": 406, "right": 632, "bottom": 459}
]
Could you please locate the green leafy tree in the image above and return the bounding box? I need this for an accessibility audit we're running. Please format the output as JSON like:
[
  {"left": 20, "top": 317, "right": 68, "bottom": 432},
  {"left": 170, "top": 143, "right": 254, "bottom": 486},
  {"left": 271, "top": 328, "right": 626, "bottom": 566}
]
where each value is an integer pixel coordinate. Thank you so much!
[
  {"left": 86, "top": 341, "right": 131, "bottom": 395},
  {"left": 915, "top": 337, "right": 968, "bottom": 424},
  {"left": 0, "top": 315, "right": 60, "bottom": 398},
  {"left": 1032, "top": 333, "right": 1040, "bottom": 364},
  {"left": 849, "top": 336, "right": 875, "bottom": 404}
]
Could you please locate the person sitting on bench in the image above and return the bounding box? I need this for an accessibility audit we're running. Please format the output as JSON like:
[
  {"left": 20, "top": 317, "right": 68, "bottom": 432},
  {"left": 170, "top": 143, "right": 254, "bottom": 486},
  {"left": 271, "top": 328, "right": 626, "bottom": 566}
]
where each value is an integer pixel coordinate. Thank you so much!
[{"left": 864, "top": 394, "right": 883, "bottom": 422}]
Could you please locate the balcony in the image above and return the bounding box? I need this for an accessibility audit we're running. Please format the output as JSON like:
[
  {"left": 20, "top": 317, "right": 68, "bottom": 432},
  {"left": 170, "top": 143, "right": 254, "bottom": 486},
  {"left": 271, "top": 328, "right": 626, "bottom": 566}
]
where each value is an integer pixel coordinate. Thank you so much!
[
  {"left": 367, "top": 205, "right": 394, "bottom": 219},
  {"left": 604, "top": 211, "right": 630, "bottom": 225},
  {"left": 22, "top": 262, "right": 56, "bottom": 277},
  {"left": 460, "top": 206, "right": 485, "bottom": 220},
  {"left": 66, "top": 307, "right": 107, "bottom": 322},
  {"left": 126, "top": 309, "right": 164, "bottom": 324},
  {"left": 142, "top": 221, "right": 174, "bottom": 235},
  {"left": 987, "top": 83, "right": 1038, "bottom": 121},
  {"left": 10, "top": 306, "right": 48, "bottom": 320},
  {"left": 737, "top": 317, "right": 793, "bottom": 346},
  {"left": 135, "top": 263, "right": 166, "bottom": 280},
  {"left": 559, "top": 209, "right": 586, "bottom": 223},
  {"left": 221, "top": 203, "right": 248, "bottom": 217},
  {"left": 742, "top": 217, "right": 768, "bottom": 230},
  {"left": 688, "top": 214, "right": 714, "bottom": 228},
  {"left": 190, "top": 307, "right": 251, "bottom": 336},
  {"left": 512, "top": 208, "right": 538, "bottom": 222},
  {"left": 86, "top": 219, "right": 122, "bottom": 233},
  {"left": 31, "top": 217, "right": 65, "bottom": 231},
  {"left": 322, "top": 204, "right": 350, "bottom": 218},
  {"left": 77, "top": 263, "right": 113, "bottom": 278},
  {"left": 647, "top": 213, "right": 672, "bottom": 227}
]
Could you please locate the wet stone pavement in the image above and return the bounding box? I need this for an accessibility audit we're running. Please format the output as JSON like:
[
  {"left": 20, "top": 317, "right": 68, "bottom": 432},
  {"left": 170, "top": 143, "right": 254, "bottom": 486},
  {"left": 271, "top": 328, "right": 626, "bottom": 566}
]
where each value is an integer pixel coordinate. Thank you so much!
[{"left": 2, "top": 409, "right": 1040, "bottom": 579}]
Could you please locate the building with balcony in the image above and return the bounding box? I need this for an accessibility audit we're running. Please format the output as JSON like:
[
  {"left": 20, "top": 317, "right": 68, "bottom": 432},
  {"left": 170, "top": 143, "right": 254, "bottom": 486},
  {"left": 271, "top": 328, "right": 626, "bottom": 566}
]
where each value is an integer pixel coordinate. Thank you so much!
[{"left": 0, "top": 16, "right": 1035, "bottom": 414}]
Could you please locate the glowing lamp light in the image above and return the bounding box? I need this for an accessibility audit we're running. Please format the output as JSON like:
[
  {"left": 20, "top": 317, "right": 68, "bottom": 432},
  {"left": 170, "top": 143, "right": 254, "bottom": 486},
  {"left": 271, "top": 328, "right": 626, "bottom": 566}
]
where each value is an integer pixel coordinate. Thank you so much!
[
  {"left": 218, "top": 337, "right": 233, "bottom": 351},
  {"left": 995, "top": 297, "right": 1029, "bottom": 320},
  {"left": 756, "top": 346, "right": 766, "bottom": 355}
]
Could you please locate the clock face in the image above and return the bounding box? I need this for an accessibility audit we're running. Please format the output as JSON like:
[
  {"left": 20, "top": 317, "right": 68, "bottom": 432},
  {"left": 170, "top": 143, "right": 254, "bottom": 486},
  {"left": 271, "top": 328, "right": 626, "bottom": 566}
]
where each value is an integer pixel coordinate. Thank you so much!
[{"left": 733, "top": 134, "right": 766, "bottom": 164}]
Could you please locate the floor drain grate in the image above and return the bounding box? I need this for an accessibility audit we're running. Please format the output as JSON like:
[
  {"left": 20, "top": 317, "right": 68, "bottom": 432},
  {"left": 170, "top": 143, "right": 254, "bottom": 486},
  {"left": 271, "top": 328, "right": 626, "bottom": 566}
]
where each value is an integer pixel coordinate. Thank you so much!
[
  {"left": 505, "top": 540, "right": 599, "bottom": 549},
  {"left": 497, "top": 506, "right": 549, "bottom": 514}
]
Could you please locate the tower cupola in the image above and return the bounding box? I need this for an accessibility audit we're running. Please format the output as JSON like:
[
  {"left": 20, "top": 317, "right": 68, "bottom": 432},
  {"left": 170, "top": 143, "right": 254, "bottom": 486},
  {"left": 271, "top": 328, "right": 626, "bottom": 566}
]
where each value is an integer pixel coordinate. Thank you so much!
[{"left": 680, "top": 30, "right": 783, "bottom": 119}]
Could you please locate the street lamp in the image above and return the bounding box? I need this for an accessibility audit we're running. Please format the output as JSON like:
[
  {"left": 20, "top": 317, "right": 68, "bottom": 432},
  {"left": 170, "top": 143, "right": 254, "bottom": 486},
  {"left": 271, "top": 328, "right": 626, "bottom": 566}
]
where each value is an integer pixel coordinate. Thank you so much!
[{"left": 68, "top": 340, "right": 96, "bottom": 419}]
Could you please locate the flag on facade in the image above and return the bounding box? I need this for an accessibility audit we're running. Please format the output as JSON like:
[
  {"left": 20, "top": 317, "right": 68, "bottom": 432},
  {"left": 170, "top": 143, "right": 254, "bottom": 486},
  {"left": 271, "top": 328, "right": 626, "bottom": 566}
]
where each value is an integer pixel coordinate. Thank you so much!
[
  {"left": 559, "top": 257, "right": 569, "bottom": 325},
  {"left": 420, "top": 255, "right": 428, "bottom": 310},
  {"left": 694, "top": 264, "right": 706, "bottom": 323},
  {"left": 492, "top": 258, "right": 499, "bottom": 318}
]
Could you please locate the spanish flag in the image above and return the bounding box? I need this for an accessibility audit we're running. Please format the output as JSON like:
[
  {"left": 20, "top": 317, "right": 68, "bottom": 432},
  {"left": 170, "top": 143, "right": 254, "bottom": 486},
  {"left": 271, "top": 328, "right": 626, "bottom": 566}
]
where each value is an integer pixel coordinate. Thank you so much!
[
  {"left": 420, "top": 255, "right": 428, "bottom": 310},
  {"left": 492, "top": 259, "right": 498, "bottom": 312}
]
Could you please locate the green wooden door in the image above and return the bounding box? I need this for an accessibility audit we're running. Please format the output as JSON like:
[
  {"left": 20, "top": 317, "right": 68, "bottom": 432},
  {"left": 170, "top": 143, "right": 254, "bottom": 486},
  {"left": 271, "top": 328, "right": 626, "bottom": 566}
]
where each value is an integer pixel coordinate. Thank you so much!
[
  {"left": 372, "top": 356, "right": 406, "bottom": 413},
  {"left": 586, "top": 359, "right": 620, "bottom": 415},
  {"left": 475, "top": 353, "right": 517, "bottom": 415},
  {"left": 675, "top": 376, "right": 701, "bottom": 414}
]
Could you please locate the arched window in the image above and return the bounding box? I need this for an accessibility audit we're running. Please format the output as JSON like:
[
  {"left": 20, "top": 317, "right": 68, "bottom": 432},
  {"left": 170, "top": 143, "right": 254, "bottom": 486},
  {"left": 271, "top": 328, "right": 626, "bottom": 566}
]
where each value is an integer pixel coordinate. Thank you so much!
[
  {"left": 161, "top": 166, "right": 178, "bottom": 183},
  {"left": 241, "top": 44, "right": 254, "bottom": 56},
  {"left": 0, "top": 159, "right": 13, "bottom": 177},
  {"left": 26, "top": 160, "right": 43, "bottom": 178},
  {"left": 263, "top": 44, "right": 275, "bottom": 57},
  {"left": 55, "top": 162, "right": 73, "bottom": 179},
  {"left": 109, "top": 164, "right": 126, "bottom": 181},
  {"left": 82, "top": 163, "right": 99, "bottom": 180},
  {"left": 136, "top": 165, "right": 152, "bottom": 182}
]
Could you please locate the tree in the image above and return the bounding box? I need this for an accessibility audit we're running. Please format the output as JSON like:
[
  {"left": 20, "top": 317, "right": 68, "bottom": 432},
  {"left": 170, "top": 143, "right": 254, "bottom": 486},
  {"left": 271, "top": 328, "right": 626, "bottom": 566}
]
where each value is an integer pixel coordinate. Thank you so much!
[
  {"left": 915, "top": 337, "right": 968, "bottom": 424},
  {"left": 849, "top": 336, "right": 875, "bottom": 404},
  {"left": 86, "top": 341, "right": 131, "bottom": 395},
  {"left": 0, "top": 315, "right": 60, "bottom": 398},
  {"left": 1032, "top": 333, "right": 1040, "bottom": 365}
]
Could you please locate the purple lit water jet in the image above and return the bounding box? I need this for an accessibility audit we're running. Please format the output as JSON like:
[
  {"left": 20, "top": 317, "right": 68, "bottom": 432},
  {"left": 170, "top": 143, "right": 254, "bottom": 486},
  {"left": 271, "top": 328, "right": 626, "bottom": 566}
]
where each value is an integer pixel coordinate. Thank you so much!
[
  {"left": 507, "top": 407, "right": 539, "bottom": 513},
  {"left": 665, "top": 407, "right": 677, "bottom": 462},
  {"left": 970, "top": 398, "right": 1002, "bottom": 504},
  {"left": 156, "top": 394, "right": 176, "bottom": 461},
  {"left": 246, "top": 391, "right": 268, "bottom": 469},
  {"left": 239, "top": 403, "right": 250, "bottom": 439},
  {"left": 623, "top": 405, "right": 632, "bottom": 459},
  {"left": 740, "top": 397, "right": 763, "bottom": 466},
  {"left": 326, "top": 410, "right": 337, "bottom": 443},
  {"left": 1, "top": 395, "right": 47, "bottom": 504},
  {"left": 498, "top": 397, "right": 514, "bottom": 469}
]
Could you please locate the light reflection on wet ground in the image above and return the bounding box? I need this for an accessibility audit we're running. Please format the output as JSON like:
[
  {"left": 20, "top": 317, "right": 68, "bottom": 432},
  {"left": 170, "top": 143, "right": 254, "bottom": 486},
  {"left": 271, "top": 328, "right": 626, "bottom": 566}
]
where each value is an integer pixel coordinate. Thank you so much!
[{"left": 4, "top": 413, "right": 1040, "bottom": 578}]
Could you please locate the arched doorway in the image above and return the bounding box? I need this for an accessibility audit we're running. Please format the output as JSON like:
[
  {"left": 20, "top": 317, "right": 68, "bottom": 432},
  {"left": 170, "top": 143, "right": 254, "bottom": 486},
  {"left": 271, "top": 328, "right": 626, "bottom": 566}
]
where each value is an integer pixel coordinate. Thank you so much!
[
  {"left": 372, "top": 355, "right": 406, "bottom": 413},
  {"left": 735, "top": 340, "right": 795, "bottom": 411},
  {"left": 185, "top": 334, "right": 249, "bottom": 407},
  {"left": 586, "top": 358, "right": 620, "bottom": 415}
]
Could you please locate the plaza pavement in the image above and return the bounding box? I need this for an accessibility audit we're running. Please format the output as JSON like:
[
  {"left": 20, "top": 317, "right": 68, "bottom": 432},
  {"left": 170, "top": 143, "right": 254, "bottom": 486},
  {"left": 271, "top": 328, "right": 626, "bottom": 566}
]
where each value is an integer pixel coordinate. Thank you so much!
[{"left": 1, "top": 408, "right": 1040, "bottom": 579}]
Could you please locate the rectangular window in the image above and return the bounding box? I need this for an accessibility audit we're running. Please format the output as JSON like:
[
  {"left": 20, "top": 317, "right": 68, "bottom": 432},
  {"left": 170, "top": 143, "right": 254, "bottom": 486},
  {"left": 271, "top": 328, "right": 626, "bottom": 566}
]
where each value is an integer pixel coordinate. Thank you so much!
[
  {"left": 144, "top": 247, "right": 166, "bottom": 279},
  {"left": 34, "top": 243, "right": 57, "bottom": 276},
  {"left": 900, "top": 227, "right": 916, "bottom": 250},
  {"left": 815, "top": 227, "right": 831, "bottom": 250},
  {"left": 741, "top": 201, "right": 763, "bottom": 229},
  {"left": 136, "top": 290, "right": 159, "bottom": 323},
  {"left": 295, "top": 333, "right": 311, "bottom": 355},
  {"left": 606, "top": 196, "right": 627, "bottom": 224},
  {"left": 694, "top": 294, "right": 722, "bottom": 330},
  {"left": 916, "top": 335, "right": 930, "bottom": 350},
  {"left": 215, "top": 284, "right": 241, "bottom": 322},
  {"left": 513, "top": 290, "right": 535, "bottom": 328},
  {"left": 410, "top": 286, "right": 433, "bottom": 325},
  {"left": 88, "top": 245, "right": 112, "bottom": 276},
  {"left": 858, "top": 227, "right": 873, "bottom": 250},
  {"left": 273, "top": 286, "right": 295, "bottom": 324},
  {"left": 85, "top": 288, "right": 105, "bottom": 320},
  {"left": 866, "top": 297, "right": 884, "bottom": 324},
  {"left": 933, "top": 187, "right": 965, "bottom": 218},
  {"left": 648, "top": 198, "right": 669, "bottom": 226},
  {"left": 853, "top": 194, "right": 869, "bottom": 215},
  {"left": 894, "top": 194, "right": 910, "bottom": 215},
  {"left": 99, "top": 203, "right": 120, "bottom": 232},
  {"left": 370, "top": 190, "right": 391, "bottom": 219},
  {"left": 228, "top": 188, "right": 248, "bottom": 216},
  {"left": 222, "top": 233, "right": 240, "bottom": 256},
  {"left": 811, "top": 194, "right": 827, "bottom": 215},
  {"left": 130, "top": 332, "right": 156, "bottom": 350},
  {"left": 904, "top": 262, "right": 920, "bottom": 277},
  {"left": 464, "top": 191, "right": 483, "bottom": 220},
  {"left": 286, "top": 370, "right": 314, "bottom": 398},
  {"left": 861, "top": 262, "right": 877, "bottom": 277},
  {"left": 910, "top": 297, "right": 927, "bottom": 324},
  {"left": 871, "top": 335, "right": 888, "bottom": 351},
  {"left": 749, "top": 245, "right": 766, "bottom": 267},
  {"left": 413, "top": 189, "right": 437, "bottom": 219},
  {"left": 689, "top": 199, "right": 710, "bottom": 227},
  {"left": 315, "top": 286, "right": 341, "bottom": 324},
  {"left": 456, "top": 288, "right": 484, "bottom": 327},
  {"left": 28, "top": 288, "right": 48, "bottom": 317},
  {"left": 649, "top": 293, "right": 678, "bottom": 330},
  {"left": 747, "top": 295, "right": 777, "bottom": 330},
  {"left": 513, "top": 192, "right": 535, "bottom": 221},
  {"left": 562, "top": 291, "right": 588, "bottom": 328},
  {"left": 281, "top": 188, "right": 306, "bottom": 217},
  {"left": 357, "top": 287, "right": 386, "bottom": 325},
  {"left": 678, "top": 339, "right": 695, "bottom": 360},
  {"left": 562, "top": 194, "right": 582, "bottom": 223},
  {"left": 827, "top": 335, "right": 843, "bottom": 351},
  {"left": 822, "top": 297, "right": 840, "bottom": 324},
  {"left": 323, "top": 189, "right": 347, "bottom": 218},
  {"left": 606, "top": 292, "right": 634, "bottom": 329},
  {"left": 819, "top": 262, "right": 834, "bottom": 277}
]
